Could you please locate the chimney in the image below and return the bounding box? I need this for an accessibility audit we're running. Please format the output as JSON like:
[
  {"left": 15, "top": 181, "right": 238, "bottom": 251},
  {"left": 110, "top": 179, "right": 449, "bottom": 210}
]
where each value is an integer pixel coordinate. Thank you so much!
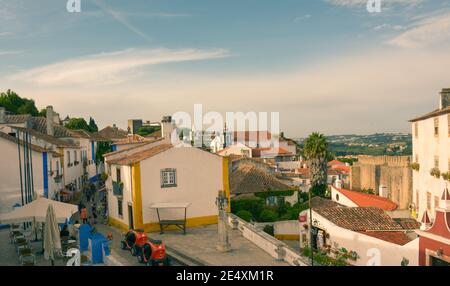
[
  {"left": 0, "top": 107, "right": 5, "bottom": 124},
  {"left": 439, "top": 88, "right": 450, "bottom": 109},
  {"left": 420, "top": 210, "right": 431, "bottom": 231},
  {"left": 46, "top": 105, "right": 54, "bottom": 136},
  {"left": 161, "top": 116, "right": 175, "bottom": 140}
]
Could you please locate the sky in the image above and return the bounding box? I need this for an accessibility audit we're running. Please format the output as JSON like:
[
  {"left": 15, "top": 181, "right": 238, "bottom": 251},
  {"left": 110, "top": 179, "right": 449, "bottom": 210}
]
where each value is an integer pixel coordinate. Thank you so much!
[{"left": 1, "top": 0, "right": 450, "bottom": 137}]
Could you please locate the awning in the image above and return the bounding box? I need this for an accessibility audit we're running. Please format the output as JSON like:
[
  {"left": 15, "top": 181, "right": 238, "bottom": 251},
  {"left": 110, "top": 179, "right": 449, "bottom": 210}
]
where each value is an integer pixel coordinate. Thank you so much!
[
  {"left": 149, "top": 202, "right": 191, "bottom": 209},
  {"left": 0, "top": 197, "right": 78, "bottom": 224}
]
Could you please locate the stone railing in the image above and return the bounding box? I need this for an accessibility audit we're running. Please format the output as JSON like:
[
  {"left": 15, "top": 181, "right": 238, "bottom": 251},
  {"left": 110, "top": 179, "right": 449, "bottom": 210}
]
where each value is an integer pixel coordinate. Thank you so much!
[{"left": 227, "top": 214, "right": 309, "bottom": 266}]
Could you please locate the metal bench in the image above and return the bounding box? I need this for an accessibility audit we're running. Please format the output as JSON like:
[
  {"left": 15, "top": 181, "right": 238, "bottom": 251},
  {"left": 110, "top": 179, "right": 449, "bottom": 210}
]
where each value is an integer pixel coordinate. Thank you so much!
[{"left": 149, "top": 203, "right": 191, "bottom": 235}]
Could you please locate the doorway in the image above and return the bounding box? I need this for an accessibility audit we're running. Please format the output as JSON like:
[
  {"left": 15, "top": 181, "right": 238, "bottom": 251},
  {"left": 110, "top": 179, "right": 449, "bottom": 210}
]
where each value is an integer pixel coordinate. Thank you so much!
[{"left": 128, "top": 204, "right": 134, "bottom": 230}]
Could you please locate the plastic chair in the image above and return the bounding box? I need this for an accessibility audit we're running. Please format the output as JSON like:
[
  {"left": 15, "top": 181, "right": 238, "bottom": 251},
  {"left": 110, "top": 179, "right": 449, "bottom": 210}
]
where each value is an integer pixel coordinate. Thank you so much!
[{"left": 18, "top": 247, "right": 36, "bottom": 266}]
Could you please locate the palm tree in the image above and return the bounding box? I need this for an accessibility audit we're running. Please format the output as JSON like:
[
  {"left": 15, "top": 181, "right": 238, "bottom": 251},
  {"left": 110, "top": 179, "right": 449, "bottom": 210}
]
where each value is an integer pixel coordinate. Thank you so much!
[{"left": 303, "top": 132, "right": 329, "bottom": 187}]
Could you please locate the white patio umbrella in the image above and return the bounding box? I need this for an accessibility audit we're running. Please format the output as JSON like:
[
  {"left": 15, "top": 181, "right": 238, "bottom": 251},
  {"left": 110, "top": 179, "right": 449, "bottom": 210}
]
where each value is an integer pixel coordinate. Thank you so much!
[
  {"left": 43, "top": 204, "right": 61, "bottom": 266},
  {"left": 0, "top": 197, "right": 77, "bottom": 224}
]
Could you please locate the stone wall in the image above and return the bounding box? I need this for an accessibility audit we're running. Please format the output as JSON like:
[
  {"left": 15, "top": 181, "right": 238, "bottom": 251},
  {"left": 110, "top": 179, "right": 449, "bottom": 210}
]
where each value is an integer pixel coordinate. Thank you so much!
[{"left": 350, "top": 156, "right": 412, "bottom": 209}]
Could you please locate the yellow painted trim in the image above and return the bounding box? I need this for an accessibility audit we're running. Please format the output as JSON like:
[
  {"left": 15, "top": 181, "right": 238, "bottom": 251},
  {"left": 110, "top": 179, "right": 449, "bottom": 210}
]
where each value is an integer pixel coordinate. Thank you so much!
[
  {"left": 275, "top": 234, "right": 300, "bottom": 241},
  {"left": 142, "top": 215, "right": 218, "bottom": 233},
  {"left": 132, "top": 162, "right": 144, "bottom": 230},
  {"left": 108, "top": 216, "right": 129, "bottom": 232},
  {"left": 222, "top": 157, "right": 231, "bottom": 212}
]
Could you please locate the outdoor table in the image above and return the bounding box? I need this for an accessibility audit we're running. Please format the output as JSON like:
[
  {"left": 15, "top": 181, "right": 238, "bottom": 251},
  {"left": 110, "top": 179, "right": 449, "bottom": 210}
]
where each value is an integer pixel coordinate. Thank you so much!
[{"left": 149, "top": 203, "right": 191, "bottom": 235}]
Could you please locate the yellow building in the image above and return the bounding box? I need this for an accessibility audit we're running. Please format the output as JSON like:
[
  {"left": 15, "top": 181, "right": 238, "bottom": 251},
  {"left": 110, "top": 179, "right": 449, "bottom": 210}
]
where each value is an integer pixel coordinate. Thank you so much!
[{"left": 104, "top": 142, "right": 230, "bottom": 233}]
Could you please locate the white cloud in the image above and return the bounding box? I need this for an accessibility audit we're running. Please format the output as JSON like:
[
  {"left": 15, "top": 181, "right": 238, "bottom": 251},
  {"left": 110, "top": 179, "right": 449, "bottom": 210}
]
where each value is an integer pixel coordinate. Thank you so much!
[
  {"left": 388, "top": 12, "right": 450, "bottom": 48},
  {"left": 293, "top": 15, "right": 312, "bottom": 23},
  {"left": 8, "top": 48, "right": 230, "bottom": 85},
  {"left": 12, "top": 48, "right": 449, "bottom": 137},
  {"left": 325, "top": 0, "right": 425, "bottom": 7},
  {"left": 0, "top": 50, "right": 22, "bottom": 56},
  {"left": 373, "top": 23, "right": 404, "bottom": 31}
]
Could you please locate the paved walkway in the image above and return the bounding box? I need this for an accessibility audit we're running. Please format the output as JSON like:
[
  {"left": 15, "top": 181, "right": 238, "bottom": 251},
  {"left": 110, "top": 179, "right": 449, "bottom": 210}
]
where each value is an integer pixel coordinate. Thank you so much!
[{"left": 150, "top": 224, "right": 289, "bottom": 266}]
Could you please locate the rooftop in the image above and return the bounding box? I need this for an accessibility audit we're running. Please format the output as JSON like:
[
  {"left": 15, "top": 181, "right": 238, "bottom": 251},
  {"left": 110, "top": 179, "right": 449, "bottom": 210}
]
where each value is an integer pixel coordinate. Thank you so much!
[
  {"left": 10, "top": 126, "right": 79, "bottom": 148},
  {"left": 106, "top": 143, "right": 173, "bottom": 165},
  {"left": 96, "top": 125, "right": 128, "bottom": 141},
  {"left": 314, "top": 207, "right": 404, "bottom": 232},
  {"left": 409, "top": 105, "right": 450, "bottom": 122},
  {"left": 0, "top": 131, "right": 60, "bottom": 156},
  {"left": 333, "top": 187, "right": 398, "bottom": 211},
  {"left": 230, "top": 163, "right": 294, "bottom": 195}
]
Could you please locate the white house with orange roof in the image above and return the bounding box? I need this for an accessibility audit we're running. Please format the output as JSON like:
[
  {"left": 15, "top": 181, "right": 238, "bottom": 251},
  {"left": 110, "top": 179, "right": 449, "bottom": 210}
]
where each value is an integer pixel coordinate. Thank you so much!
[{"left": 330, "top": 185, "right": 398, "bottom": 211}]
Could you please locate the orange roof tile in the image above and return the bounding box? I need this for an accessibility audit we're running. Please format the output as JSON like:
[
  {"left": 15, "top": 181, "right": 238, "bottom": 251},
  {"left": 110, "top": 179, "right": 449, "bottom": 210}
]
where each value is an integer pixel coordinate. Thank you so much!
[
  {"left": 334, "top": 187, "right": 398, "bottom": 211},
  {"left": 360, "top": 231, "right": 415, "bottom": 246},
  {"left": 106, "top": 144, "right": 173, "bottom": 165}
]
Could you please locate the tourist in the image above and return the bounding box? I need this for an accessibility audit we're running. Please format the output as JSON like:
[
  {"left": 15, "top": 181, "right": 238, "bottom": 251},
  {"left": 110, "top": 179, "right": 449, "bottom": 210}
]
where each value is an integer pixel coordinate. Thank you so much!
[{"left": 80, "top": 207, "right": 88, "bottom": 224}]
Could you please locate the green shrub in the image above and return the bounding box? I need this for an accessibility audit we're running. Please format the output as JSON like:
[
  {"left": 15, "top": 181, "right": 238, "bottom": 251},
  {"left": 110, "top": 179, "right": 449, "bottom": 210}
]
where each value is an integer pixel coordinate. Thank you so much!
[
  {"left": 263, "top": 225, "right": 274, "bottom": 236},
  {"left": 311, "top": 185, "right": 327, "bottom": 197},
  {"left": 236, "top": 210, "right": 252, "bottom": 222},
  {"left": 231, "top": 198, "right": 265, "bottom": 220},
  {"left": 259, "top": 209, "right": 279, "bottom": 222}
]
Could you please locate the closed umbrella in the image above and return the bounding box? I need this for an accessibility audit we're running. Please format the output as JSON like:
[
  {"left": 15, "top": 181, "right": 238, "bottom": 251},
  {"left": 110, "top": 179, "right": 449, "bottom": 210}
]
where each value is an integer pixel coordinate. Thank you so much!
[{"left": 44, "top": 205, "right": 61, "bottom": 266}]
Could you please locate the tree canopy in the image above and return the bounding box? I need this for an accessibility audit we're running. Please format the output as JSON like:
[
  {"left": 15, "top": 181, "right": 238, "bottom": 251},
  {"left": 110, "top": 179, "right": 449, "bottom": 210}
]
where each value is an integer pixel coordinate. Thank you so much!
[
  {"left": 0, "top": 90, "right": 41, "bottom": 116},
  {"left": 137, "top": 125, "right": 160, "bottom": 136},
  {"left": 304, "top": 132, "right": 329, "bottom": 189},
  {"left": 65, "top": 117, "right": 98, "bottom": 133}
]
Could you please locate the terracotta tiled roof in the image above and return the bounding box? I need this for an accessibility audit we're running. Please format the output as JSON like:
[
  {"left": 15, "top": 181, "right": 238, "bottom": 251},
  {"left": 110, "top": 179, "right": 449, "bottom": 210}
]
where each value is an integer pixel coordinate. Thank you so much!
[
  {"left": 393, "top": 218, "right": 421, "bottom": 230},
  {"left": 360, "top": 231, "right": 415, "bottom": 246},
  {"left": 409, "top": 106, "right": 450, "bottom": 122},
  {"left": 334, "top": 187, "right": 398, "bottom": 211},
  {"left": 97, "top": 126, "right": 128, "bottom": 141},
  {"left": 10, "top": 126, "right": 80, "bottom": 148},
  {"left": 106, "top": 144, "right": 173, "bottom": 165},
  {"left": 145, "top": 129, "right": 162, "bottom": 139},
  {"left": 4, "top": 114, "right": 32, "bottom": 124},
  {"left": 230, "top": 163, "right": 295, "bottom": 195},
  {"left": 328, "top": 160, "right": 346, "bottom": 167},
  {"left": 29, "top": 117, "right": 74, "bottom": 138},
  {"left": 65, "top": 129, "right": 109, "bottom": 142},
  {"left": 310, "top": 196, "right": 343, "bottom": 209},
  {"left": 115, "top": 134, "right": 149, "bottom": 145},
  {"left": 103, "top": 138, "right": 164, "bottom": 157},
  {"left": 315, "top": 207, "right": 404, "bottom": 231},
  {"left": 333, "top": 165, "right": 350, "bottom": 174},
  {"left": 0, "top": 131, "right": 59, "bottom": 155},
  {"left": 252, "top": 147, "right": 293, "bottom": 157}
]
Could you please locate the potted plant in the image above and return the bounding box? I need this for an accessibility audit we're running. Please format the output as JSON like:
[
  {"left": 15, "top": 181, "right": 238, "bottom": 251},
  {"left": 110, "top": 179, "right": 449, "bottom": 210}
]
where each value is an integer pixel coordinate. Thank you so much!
[
  {"left": 430, "top": 168, "right": 441, "bottom": 178},
  {"left": 410, "top": 162, "right": 420, "bottom": 171}
]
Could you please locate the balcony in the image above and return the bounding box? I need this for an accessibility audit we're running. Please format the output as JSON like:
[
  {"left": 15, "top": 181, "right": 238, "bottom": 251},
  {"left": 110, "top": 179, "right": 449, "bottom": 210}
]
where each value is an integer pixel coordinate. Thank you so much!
[{"left": 112, "top": 181, "right": 123, "bottom": 197}]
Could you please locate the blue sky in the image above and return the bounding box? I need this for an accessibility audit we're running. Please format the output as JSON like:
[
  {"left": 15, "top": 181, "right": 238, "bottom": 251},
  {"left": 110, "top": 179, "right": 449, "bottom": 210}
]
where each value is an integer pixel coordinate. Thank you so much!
[{"left": 1, "top": 0, "right": 450, "bottom": 137}]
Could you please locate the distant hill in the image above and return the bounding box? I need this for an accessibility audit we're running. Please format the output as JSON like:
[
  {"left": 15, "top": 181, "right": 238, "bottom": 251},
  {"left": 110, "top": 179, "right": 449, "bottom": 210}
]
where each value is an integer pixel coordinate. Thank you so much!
[{"left": 295, "top": 133, "right": 412, "bottom": 157}]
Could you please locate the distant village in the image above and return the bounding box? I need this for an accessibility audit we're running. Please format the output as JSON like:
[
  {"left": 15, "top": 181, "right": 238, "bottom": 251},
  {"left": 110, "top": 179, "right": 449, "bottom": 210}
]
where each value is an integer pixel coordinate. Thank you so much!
[{"left": 0, "top": 88, "right": 449, "bottom": 266}]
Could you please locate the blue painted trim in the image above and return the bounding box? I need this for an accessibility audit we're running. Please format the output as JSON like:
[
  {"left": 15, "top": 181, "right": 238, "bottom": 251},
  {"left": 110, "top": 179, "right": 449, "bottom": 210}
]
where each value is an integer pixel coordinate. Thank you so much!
[
  {"left": 111, "top": 145, "right": 117, "bottom": 152},
  {"left": 91, "top": 141, "right": 95, "bottom": 161},
  {"left": 43, "top": 152, "right": 49, "bottom": 198}
]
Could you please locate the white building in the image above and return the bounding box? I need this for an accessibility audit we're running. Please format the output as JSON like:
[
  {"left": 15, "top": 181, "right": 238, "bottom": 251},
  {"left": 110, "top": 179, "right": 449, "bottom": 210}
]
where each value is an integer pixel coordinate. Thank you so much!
[
  {"left": 300, "top": 206, "right": 419, "bottom": 266},
  {"left": 104, "top": 142, "right": 229, "bottom": 232},
  {"left": 0, "top": 132, "right": 62, "bottom": 215},
  {"left": 216, "top": 143, "right": 252, "bottom": 158},
  {"left": 410, "top": 88, "right": 450, "bottom": 221}
]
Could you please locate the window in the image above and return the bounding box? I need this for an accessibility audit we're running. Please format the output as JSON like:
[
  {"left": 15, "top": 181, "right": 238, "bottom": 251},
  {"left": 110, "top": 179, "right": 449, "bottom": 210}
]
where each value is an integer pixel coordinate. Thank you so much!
[
  {"left": 161, "top": 168, "right": 177, "bottom": 188},
  {"left": 434, "top": 156, "right": 440, "bottom": 169},
  {"left": 414, "top": 122, "right": 419, "bottom": 138},
  {"left": 116, "top": 168, "right": 121, "bottom": 182},
  {"left": 118, "top": 198, "right": 123, "bottom": 217},
  {"left": 434, "top": 118, "right": 439, "bottom": 136},
  {"left": 427, "top": 192, "right": 431, "bottom": 210},
  {"left": 67, "top": 151, "right": 71, "bottom": 166}
]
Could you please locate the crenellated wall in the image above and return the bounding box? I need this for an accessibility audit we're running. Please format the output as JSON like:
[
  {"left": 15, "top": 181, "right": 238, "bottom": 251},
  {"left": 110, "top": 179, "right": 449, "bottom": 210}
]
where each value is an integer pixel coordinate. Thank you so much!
[{"left": 350, "top": 156, "right": 412, "bottom": 209}]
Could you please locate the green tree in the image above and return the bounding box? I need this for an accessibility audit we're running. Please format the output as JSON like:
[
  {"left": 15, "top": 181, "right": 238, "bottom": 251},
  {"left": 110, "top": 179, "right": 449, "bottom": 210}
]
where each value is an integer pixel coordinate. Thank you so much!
[
  {"left": 88, "top": 117, "right": 98, "bottom": 132},
  {"left": 303, "top": 132, "right": 329, "bottom": 188},
  {"left": 137, "top": 125, "right": 160, "bottom": 136},
  {"left": 65, "top": 118, "right": 91, "bottom": 132},
  {"left": 236, "top": 210, "right": 252, "bottom": 222},
  {"left": 0, "top": 89, "right": 39, "bottom": 116},
  {"left": 259, "top": 209, "right": 278, "bottom": 222}
]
